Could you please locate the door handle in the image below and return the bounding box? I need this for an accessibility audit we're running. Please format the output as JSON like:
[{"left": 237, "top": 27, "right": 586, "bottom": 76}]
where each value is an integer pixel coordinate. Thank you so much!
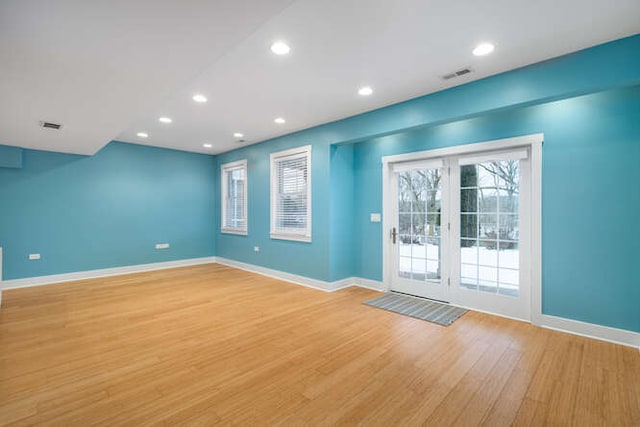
[{"left": 391, "top": 227, "right": 397, "bottom": 244}]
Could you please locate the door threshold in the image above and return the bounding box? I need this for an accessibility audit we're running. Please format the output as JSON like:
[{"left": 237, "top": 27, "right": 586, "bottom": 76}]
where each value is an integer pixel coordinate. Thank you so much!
[{"left": 390, "top": 290, "right": 450, "bottom": 305}]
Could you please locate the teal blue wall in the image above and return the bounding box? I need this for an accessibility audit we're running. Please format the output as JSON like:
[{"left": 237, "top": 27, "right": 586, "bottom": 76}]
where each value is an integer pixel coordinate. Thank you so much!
[
  {"left": 0, "top": 146, "right": 22, "bottom": 168},
  {"left": 0, "top": 141, "right": 216, "bottom": 280},
  {"left": 329, "top": 144, "right": 356, "bottom": 281},
  {"left": 353, "top": 86, "right": 640, "bottom": 333}
]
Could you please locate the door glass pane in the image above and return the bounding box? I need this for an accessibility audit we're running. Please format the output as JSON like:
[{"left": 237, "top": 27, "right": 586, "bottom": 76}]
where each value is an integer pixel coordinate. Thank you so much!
[
  {"left": 399, "top": 213, "right": 412, "bottom": 234},
  {"left": 479, "top": 214, "right": 497, "bottom": 239},
  {"left": 460, "top": 239, "right": 477, "bottom": 264},
  {"left": 460, "top": 189, "right": 477, "bottom": 212},
  {"left": 426, "top": 214, "right": 440, "bottom": 237},
  {"left": 461, "top": 260, "right": 478, "bottom": 291},
  {"left": 399, "top": 256, "right": 412, "bottom": 279},
  {"left": 397, "top": 166, "right": 442, "bottom": 284},
  {"left": 499, "top": 214, "right": 518, "bottom": 241},
  {"left": 478, "top": 241, "right": 498, "bottom": 267},
  {"left": 460, "top": 214, "right": 476, "bottom": 239},
  {"left": 459, "top": 160, "right": 520, "bottom": 297},
  {"left": 500, "top": 242, "right": 519, "bottom": 269}
]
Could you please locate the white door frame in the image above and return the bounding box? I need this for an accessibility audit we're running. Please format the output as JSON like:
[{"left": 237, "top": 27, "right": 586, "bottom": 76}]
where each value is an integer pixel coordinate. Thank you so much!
[{"left": 381, "top": 133, "right": 543, "bottom": 324}]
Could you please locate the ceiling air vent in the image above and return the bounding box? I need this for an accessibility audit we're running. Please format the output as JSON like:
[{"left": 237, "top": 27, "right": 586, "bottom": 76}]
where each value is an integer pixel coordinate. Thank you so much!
[
  {"left": 442, "top": 67, "right": 473, "bottom": 80},
  {"left": 39, "top": 121, "right": 63, "bottom": 130}
]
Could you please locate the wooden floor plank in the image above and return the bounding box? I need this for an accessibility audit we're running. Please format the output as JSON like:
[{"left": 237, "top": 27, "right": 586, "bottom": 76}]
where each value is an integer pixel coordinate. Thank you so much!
[{"left": 1, "top": 264, "right": 639, "bottom": 426}]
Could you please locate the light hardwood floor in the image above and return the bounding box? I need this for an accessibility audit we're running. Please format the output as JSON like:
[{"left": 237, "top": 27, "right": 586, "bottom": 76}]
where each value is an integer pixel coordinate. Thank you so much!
[{"left": 0, "top": 264, "right": 638, "bottom": 426}]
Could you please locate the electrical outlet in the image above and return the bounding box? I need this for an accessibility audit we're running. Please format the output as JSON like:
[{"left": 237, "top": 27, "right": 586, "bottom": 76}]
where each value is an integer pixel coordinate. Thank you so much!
[
  {"left": 155, "top": 243, "right": 170, "bottom": 249},
  {"left": 29, "top": 253, "right": 41, "bottom": 260},
  {"left": 254, "top": 246, "right": 260, "bottom": 252},
  {"left": 370, "top": 213, "right": 381, "bottom": 222}
]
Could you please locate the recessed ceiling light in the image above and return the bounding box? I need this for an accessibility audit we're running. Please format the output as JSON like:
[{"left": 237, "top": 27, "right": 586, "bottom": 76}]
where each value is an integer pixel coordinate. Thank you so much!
[
  {"left": 203, "top": 143, "right": 212, "bottom": 148},
  {"left": 136, "top": 132, "right": 149, "bottom": 138},
  {"left": 274, "top": 117, "right": 286, "bottom": 124},
  {"left": 192, "top": 94, "right": 207, "bottom": 103},
  {"left": 358, "top": 86, "right": 373, "bottom": 96},
  {"left": 472, "top": 43, "right": 495, "bottom": 56},
  {"left": 233, "top": 133, "right": 244, "bottom": 138},
  {"left": 159, "top": 117, "right": 172, "bottom": 123},
  {"left": 270, "top": 41, "right": 290, "bottom": 55}
]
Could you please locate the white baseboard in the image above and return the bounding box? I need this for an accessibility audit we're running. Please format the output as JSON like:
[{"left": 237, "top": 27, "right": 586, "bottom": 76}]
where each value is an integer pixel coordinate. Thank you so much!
[
  {"left": 353, "top": 277, "right": 385, "bottom": 291},
  {"left": 2, "top": 256, "right": 217, "bottom": 290},
  {"left": 214, "top": 257, "right": 385, "bottom": 294},
  {"left": 329, "top": 277, "right": 358, "bottom": 291},
  {"left": 215, "top": 257, "right": 352, "bottom": 292},
  {"left": 538, "top": 314, "right": 640, "bottom": 350}
]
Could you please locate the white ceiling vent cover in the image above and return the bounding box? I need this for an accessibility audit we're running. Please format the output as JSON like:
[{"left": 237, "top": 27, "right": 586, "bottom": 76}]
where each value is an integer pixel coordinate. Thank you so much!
[
  {"left": 39, "top": 121, "right": 63, "bottom": 130},
  {"left": 442, "top": 67, "right": 473, "bottom": 80}
]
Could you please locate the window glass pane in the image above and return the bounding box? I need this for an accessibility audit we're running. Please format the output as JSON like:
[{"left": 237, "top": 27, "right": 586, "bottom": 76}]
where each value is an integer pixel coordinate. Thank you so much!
[{"left": 222, "top": 162, "right": 247, "bottom": 232}]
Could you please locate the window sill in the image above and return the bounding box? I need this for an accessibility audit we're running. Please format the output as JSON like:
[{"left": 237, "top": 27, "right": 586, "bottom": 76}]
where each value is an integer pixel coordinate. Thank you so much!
[
  {"left": 221, "top": 228, "right": 248, "bottom": 236},
  {"left": 270, "top": 232, "right": 311, "bottom": 243}
]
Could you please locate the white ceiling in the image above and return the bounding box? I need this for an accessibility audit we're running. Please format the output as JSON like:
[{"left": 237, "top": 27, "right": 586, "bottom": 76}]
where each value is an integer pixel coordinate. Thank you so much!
[
  {"left": 1, "top": 0, "right": 639, "bottom": 156},
  {"left": 0, "top": 0, "right": 294, "bottom": 155}
]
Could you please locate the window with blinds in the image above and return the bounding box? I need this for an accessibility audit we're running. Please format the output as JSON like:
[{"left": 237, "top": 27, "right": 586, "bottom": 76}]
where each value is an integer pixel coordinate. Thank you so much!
[
  {"left": 221, "top": 160, "right": 247, "bottom": 235},
  {"left": 270, "top": 145, "right": 312, "bottom": 242}
]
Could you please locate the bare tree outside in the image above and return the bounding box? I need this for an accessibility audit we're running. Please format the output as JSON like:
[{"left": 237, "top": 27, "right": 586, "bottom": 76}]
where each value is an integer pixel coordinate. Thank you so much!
[{"left": 398, "top": 169, "right": 441, "bottom": 243}]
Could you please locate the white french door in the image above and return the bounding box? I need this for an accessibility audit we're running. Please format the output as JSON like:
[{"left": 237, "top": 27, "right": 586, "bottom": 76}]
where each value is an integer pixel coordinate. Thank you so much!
[
  {"left": 388, "top": 144, "right": 534, "bottom": 321},
  {"left": 390, "top": 159, "right": 451, "bottom": 301}
]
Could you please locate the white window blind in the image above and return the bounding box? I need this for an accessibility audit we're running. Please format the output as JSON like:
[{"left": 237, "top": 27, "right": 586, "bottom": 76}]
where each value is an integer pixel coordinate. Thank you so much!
[
  {"left": 270, "top": 145, "right": 311, "bottom": 242},
  {"left": 221, "top": 160, "right": 247, "bottom": 235}
]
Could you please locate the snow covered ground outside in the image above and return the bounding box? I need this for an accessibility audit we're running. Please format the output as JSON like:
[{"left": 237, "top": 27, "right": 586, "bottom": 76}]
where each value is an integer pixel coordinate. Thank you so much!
[{"left": 398, "top": 243, "right": 520, "bottom": 295}]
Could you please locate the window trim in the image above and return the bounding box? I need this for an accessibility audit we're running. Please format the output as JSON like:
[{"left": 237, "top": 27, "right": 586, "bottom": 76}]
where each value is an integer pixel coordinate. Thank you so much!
[
  {"left": 220, "top": 159, "right": 248, "bottom": 236},
  {"left": 270, "top": 145, "right": 312, "bottom": 242}
]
